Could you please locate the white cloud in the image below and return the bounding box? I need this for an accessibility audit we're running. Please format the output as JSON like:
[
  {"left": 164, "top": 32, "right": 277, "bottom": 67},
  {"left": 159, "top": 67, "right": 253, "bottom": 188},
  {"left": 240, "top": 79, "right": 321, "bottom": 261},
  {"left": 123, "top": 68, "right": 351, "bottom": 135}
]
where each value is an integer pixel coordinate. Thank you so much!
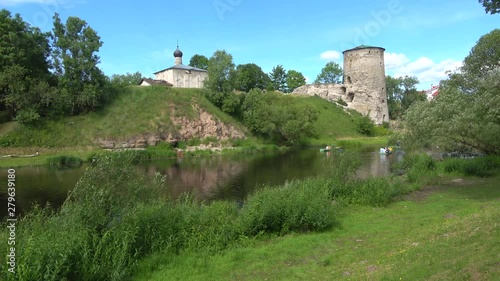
[
  {"left": 385, "top": 52, "right": 462, "bottom": 89},
  {"left": 384, "top": 52, "right": 410, "bottom": 69},
  {"left": 320, "top": 50, "right": 341, "bottom": 61}
]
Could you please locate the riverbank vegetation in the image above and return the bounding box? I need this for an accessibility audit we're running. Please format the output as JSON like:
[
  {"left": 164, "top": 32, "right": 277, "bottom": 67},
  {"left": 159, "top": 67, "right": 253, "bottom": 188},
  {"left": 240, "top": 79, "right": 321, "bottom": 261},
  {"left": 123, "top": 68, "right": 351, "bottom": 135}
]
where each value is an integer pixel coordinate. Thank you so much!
[{"left": 1, "top": 152, "right": 499, "bottom": 281}]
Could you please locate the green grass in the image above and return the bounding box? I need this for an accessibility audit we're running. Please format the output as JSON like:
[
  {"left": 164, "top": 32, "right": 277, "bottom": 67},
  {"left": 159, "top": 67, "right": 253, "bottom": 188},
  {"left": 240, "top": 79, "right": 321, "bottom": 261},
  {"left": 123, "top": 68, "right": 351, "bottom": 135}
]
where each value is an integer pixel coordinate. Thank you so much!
[
  {"left": 294, "top": 96, "right": 365, "bottom": 144},
  {"left": 0, "top": 86, "right": 246, "bottom": 148},
  {"left": 132, "top": 173, "right": 500, "bottom": 281}
]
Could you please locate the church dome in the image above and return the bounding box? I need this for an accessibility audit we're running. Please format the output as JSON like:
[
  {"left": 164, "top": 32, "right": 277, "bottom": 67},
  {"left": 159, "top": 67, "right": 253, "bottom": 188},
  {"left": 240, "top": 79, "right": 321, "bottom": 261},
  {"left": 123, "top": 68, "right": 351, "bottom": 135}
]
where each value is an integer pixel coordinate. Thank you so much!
[{"left": 173, "top": 47, "right": 183, "bottom": 58}]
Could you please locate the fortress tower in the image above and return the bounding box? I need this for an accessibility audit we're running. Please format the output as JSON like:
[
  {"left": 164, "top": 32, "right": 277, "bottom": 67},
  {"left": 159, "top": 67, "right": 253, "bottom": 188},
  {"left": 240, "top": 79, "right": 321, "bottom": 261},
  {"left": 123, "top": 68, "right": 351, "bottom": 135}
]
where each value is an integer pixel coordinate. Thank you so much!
[{"left": 342, "top": 45, "right": 389, "bottom": 124}]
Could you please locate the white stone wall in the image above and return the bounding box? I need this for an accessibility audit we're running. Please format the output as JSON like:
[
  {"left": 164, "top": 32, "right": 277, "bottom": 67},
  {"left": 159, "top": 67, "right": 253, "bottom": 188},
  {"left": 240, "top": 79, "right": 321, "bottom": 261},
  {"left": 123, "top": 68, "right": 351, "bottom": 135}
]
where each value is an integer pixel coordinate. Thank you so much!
[{"left": 155, "top": 69, "right": 207, "bottom": 88}]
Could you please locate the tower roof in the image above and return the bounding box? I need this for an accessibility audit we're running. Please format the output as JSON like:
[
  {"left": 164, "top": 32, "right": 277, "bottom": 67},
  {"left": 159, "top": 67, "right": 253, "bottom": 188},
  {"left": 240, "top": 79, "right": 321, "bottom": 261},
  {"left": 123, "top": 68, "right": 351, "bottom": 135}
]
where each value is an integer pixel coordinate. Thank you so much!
[
  {"left": 342, "top": 45, "right": 385, "bottom": 53},
  {"left": 173, "top": 46, "right": 183, "bottom": 58}
]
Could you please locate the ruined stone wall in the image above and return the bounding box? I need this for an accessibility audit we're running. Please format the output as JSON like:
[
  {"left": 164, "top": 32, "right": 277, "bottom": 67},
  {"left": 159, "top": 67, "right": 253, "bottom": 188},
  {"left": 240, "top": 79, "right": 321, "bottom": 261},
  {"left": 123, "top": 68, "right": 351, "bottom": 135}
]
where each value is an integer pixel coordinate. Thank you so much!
[{"left": 293, "top": 46, "right": 389, "bottom": 124}]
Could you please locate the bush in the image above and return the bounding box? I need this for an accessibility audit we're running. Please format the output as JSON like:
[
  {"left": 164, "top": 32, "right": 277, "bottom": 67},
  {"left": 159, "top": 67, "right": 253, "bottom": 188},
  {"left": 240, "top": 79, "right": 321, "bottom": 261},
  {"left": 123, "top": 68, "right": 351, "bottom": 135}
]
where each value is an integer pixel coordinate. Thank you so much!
[
  {"left": 354, "top": 115, "right": 375, "bottom": 136},
  {"left": 239, "top": 179, "right": 337, "bottom": 236},
  {"left": 329, "top": 177, "right": 402, "bottom": 207}
]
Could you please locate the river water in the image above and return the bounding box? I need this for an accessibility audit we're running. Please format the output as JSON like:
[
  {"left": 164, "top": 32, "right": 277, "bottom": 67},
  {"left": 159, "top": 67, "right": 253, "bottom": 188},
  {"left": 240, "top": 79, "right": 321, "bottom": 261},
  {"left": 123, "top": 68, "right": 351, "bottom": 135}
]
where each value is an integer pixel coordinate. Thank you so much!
[{"left": 0, "top": 146, "right": 403, "bottom": 219}]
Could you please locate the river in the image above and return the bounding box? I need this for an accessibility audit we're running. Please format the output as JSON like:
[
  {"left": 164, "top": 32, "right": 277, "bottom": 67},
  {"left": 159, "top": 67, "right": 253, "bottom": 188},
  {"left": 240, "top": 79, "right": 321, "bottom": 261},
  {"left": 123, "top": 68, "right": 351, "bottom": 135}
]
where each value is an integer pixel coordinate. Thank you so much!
[{"left": 0, "top": 146, "right": 403, "bottom": 219}]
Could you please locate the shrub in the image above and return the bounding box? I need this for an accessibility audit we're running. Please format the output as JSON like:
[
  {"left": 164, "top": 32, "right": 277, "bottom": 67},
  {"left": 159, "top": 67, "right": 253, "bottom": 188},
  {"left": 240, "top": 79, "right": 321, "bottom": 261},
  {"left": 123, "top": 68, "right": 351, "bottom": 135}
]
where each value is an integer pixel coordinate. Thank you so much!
[
  {"left": 354, "top": 115, "right": 374, "bottom": 136},
  {"left": 239, "top": 179, "right": 337, "bottom": 236}
]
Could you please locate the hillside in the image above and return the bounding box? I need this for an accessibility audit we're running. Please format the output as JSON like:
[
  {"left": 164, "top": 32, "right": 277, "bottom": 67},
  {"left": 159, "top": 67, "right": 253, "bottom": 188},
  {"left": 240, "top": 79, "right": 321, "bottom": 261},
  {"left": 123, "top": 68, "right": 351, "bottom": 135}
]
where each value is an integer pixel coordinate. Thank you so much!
[
  {"left": 0, "top": 86, "right": 246, "bottom": 150},
  {"left": 0, "top": 87, "right": 366, "bottom": 152}
]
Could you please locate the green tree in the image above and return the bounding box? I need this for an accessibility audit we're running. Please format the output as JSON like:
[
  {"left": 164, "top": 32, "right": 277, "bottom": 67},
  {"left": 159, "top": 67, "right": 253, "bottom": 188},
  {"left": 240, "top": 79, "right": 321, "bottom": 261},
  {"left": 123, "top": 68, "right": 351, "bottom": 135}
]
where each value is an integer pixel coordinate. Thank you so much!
[
  {"left": 189, "top": 54, "right": 209, "bottom": 70},
  {"left": 463, "top": 29, "right": 500, "bottom": 76},
  {"left": 110, "top": 72, "right": 142, "bottom": 86},
  {"left": 269, "top": 65, "right": 287, "bottom": 92},
  {"left": 404, "top": 29, "right": 500, "bottom": 155},
  {"left": 52, "top": 13, "right": 108, "bottom": 115},
  {"left": 0, "top": 9, "right": 53, "bottom": 124},
  {"left": 205, "top": 50, "right": 235, "bottom": 93},
  {"left": 314, "top": 62, "right": 343, "bottom": 84},
  {"left": 242, "top": 89, "right": 318, "bottom": 144},
  {"left": 234, "top": 63, "right": 270, "bottom": 92},
  {"left": 385, "top": 75, "right": 423, "bottom": 119},
  {"left": 286, "top": 70, "right": 306, "bottom": 93},
  {"left": 478, "top": 0, "right": 500, "bottom": 14}
]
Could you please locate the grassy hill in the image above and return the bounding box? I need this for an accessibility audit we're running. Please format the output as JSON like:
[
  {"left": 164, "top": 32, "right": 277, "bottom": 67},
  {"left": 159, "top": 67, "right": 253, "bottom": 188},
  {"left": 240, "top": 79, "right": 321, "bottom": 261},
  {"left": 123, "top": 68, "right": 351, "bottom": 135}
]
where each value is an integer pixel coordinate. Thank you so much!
[{"left": 0, "top": 87, "right": 374, "bottom": 156}]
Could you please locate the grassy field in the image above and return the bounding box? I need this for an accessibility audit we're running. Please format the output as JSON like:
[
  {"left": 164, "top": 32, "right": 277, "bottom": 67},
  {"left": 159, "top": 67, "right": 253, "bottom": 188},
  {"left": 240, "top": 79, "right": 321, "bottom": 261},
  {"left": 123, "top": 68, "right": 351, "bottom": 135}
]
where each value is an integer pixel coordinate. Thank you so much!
[
  {"left": 0, "top": 88, "right": 384, "bottom": 167},
  {"left": 132, "top": 173, "right": 500, "bottom": 281},
  {"left": 297, "top": 96, "right": 365, "bottom": 145}
]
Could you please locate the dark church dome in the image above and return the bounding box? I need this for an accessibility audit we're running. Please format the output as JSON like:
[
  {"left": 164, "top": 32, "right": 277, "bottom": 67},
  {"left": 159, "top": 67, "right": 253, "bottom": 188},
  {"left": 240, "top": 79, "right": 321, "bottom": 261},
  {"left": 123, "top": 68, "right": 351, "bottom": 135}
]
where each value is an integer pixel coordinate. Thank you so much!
[{"left": 173, "top": 47, "right": 183, "bottom": 58}]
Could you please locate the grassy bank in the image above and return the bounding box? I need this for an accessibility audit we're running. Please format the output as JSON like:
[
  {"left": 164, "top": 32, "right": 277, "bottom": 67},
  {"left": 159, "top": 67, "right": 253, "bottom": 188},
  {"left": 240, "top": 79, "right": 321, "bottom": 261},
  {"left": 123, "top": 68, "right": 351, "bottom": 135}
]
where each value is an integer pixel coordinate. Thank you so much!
[
  {"left": 1, "top": 151, "right": 498, "bottom": 280},
  {"left": 135, "top": 174, "right": 499, "bottom": 280}
]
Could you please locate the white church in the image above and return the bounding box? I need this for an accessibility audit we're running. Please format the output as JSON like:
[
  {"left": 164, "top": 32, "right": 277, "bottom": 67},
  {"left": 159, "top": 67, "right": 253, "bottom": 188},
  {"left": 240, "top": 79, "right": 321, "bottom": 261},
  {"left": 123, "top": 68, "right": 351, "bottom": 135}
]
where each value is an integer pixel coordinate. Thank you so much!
[{"left": 139, "top": 46, "right": 208, "bottom": 88}]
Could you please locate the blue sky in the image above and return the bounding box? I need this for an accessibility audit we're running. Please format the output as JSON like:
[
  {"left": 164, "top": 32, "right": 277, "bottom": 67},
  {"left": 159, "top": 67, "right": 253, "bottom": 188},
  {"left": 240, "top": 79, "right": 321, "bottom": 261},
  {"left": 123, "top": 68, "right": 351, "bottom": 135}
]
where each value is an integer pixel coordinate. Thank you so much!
[{"left": 1, "top": 0, "right": 498, "bottom": 90}]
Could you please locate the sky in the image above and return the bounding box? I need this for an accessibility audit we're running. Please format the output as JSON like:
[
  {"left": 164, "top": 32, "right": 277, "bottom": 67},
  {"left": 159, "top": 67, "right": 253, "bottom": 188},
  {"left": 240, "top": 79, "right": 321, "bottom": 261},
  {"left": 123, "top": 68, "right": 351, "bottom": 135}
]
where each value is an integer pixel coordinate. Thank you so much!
[{"left": 1, "top": 0, "right": 499, "bottom": 90}]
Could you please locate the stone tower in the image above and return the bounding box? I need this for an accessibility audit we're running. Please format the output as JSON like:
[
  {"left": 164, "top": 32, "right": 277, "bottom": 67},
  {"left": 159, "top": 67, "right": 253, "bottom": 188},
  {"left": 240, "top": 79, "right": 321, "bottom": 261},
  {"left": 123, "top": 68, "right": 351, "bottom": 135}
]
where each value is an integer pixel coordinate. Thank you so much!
[{"left": 342, "top": 45, "right": 389, "bottom": 124}]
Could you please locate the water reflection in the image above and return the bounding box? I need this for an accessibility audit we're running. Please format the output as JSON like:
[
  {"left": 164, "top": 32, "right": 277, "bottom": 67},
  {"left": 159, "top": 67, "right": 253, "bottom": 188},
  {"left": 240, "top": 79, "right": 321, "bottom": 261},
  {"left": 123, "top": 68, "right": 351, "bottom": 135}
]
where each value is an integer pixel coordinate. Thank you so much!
[{"left": 0, "top": 147, "right": 403, "bottom": 218}]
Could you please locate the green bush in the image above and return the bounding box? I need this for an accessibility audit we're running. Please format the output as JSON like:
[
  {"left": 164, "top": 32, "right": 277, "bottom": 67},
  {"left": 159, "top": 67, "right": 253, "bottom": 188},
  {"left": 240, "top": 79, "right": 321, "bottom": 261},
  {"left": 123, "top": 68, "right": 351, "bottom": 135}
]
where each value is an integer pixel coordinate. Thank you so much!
[
  {"left": 354, "top": 115, "right": 374, "bottom": 136},
  {"left": 239, "top": 179, "right": 337, "bottom": 236},
  {"left": 330, "top": 177, "right": 402, "bottom": 207}
]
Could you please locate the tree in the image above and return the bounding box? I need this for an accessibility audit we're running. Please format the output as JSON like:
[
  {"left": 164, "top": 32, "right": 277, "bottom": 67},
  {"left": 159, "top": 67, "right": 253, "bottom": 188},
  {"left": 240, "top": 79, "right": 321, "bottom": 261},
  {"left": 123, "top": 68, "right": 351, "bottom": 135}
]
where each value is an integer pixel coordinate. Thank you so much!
[
  {"left": 403, "top": 29, "right": 500, "bottom": 155},
  {"left": 189, "top": 54, "right": 209, "bottom": 70},
  {"left": 205, "top": 50, "right": 235, "bottom": 93},
  {"left": 110, "top": 72, "right": 142, "bottom": 86},
  {"left": 269, "top": 65, "right": 287, "bottom": 92},
  {"left": 286, "top": 70, "right": 306, "bottom": 93},
  {"left": 385, "top": 75, "right": 423, "bottom": 120},
  {"left": 0, "top": 9, "right": 53, "bottom": 124},
  {"left": 242, "top": 89, "right": 318, "bottom": 144},
  {"left": 463, "top": 29, "right": 500, "bottom": 76},
  {"left": 234, "top": 63, "right": 270, "bottom": 92},
  {"left": 478, "top": 0, "right": 500, "bottom": 14},
  {"left": 52, "top": 13, "right": 108, "bottom": 115},
  {"left": 314, "top": 62, "right": 343, "bottom": 84}
]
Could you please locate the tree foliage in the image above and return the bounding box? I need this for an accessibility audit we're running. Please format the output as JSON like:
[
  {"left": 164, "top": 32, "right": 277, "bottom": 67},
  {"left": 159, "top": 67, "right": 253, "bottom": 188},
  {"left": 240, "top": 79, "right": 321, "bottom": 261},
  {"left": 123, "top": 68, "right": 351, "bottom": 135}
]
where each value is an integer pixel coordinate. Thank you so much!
[
  {"left": 242, "top": 89, "right": 318, "bottom": 144},
  {"left": 385, "top": 75, "right": 425, "bottom": 120},
  {"left": 404, "top": 29, "right": 500, "bottom": 155},
  {"left": 269, "top": 65, "right": 287, "bottom": 92},
  {"left": 110, "top": 72, "right": 142, "bottom": 87},
  {"left": 478, "top": 0, "right": 500, "bottom": 14},
  {"left": 189, "top": 54, "right": 209, "bottom": 70},
  {"left": 286, "top": 70, "right": 306, "bottom": 93},
  {"left": 234, "top": 63, "right": 270, "bottom": 92},
  {"left": 314, "top": 62, "right": 343, "bottom": 84},
  {"left": 52, "top": 13, "right": 109, "bottom": 115},
  {"left": 205, "top": 50, "right": 235, "bottom": 93},
  {"left": 0, "top": 9, "right": 53, "bottom": 124}
]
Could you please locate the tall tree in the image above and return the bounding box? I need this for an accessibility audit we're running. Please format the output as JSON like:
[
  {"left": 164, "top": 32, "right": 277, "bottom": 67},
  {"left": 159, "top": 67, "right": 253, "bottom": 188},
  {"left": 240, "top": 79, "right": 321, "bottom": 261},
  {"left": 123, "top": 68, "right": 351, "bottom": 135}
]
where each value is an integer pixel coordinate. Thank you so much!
[
  {"left": 0, "top": 9, "right": 53, "bottom": 123},
  {"left": 189, "top": 54, "right": 209, "bottom": 70},
  {"left": 286, "top": 70, "right": 306, "bottom": 93},
  {"left": 478, "top": 0, "right": 500, "bottom": 14},
  {"left": 234, "top": 63, "right": 270, "bottom": 92},
  {"left": 52, "top": 13, "right": 108, "bottom": 115},
  {"left": 205, "top": 50, "right": 235, "bottom": 93},
  {"left": 314, "top": 62, "right": 343, "bottom": 84},
  {"left": 404, "top": 29, "right": 500, "bottom": 155},
  {"left": 269, "top": 65, "right": 287, "bottom": 92},
  {"left": 385, "top": 75, "right": 423, "bottom": 120}
]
